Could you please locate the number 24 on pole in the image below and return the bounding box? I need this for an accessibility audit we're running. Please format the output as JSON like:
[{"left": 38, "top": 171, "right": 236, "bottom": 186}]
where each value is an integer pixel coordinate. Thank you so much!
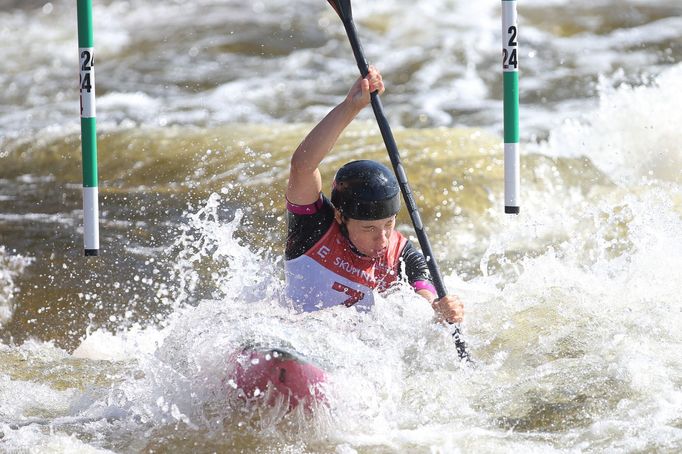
[
  {"left": 503, "top": 26, "right": 518, "bottom": 69},
  {"left": 80, "top": 50, "right": 94, "bottom": 92}
]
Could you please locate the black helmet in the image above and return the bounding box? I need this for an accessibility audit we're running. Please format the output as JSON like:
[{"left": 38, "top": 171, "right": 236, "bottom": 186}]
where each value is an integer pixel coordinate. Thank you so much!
[{"left": 331, "top": 160, "right": 401, "bottom": 220}]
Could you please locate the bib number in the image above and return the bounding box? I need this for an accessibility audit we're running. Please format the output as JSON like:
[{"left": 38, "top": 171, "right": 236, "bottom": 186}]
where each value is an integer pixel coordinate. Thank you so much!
[{"left": 332, "top": 282, "right": 365, "bottom": 307}]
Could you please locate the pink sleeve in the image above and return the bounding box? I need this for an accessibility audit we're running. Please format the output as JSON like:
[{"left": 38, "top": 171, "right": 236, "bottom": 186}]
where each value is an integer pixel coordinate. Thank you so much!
[
  {"left": 413, "top": 280, "right": 437, "bottom": 296},
  {"left": 286, "top": 194, "right": 324, "bottom": 215}
]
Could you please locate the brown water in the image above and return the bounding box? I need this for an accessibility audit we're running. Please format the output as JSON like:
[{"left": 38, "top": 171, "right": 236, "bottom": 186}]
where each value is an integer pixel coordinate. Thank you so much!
[{"left": 1, "top": 0, "right": 681, "bottom": 452}]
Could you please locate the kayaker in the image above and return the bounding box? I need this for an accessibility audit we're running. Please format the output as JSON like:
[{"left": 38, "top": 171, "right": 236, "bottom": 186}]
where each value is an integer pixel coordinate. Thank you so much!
[{"left": 284, "top": 66, "right": 464, "bottom": 324}]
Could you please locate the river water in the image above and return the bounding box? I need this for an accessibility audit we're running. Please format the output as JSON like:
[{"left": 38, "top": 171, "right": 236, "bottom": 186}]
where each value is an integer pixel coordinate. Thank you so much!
[{"left": 1, "top": 0, "right": 681, "bottom": 452}]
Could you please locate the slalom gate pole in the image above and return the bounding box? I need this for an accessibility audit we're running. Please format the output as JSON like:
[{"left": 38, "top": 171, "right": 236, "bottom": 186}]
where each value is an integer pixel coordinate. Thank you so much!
[
  {"left": 77, "top": 0, "right": 100, "bottom": 255},
  {"left": 502, "top": 0, "right": 520, "bottom": 214}
]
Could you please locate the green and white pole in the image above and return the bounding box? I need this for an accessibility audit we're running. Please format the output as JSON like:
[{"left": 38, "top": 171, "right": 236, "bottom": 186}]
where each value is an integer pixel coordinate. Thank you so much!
[
  {"left": 502, "top": 0, "right": 520, "bottom": 214},
  {"left": 77, "top": 0, "right": 99, "bottom": 255}
]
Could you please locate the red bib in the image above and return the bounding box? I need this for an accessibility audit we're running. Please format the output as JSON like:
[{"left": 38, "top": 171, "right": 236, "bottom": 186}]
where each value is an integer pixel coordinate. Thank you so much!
[{"left": 285, "top": 222, "right": 407, "bottom": 312}]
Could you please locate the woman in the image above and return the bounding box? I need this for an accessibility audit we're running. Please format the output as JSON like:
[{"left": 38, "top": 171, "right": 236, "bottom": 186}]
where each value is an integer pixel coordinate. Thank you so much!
[{"left": 284, "top": 66, "right": 463, "bottom": 323}]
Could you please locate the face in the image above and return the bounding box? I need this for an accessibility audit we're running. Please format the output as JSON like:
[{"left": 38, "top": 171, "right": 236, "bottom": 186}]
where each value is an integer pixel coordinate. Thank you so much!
[{"left": 335, "top": 211, "right": 396, "bottom": 258}]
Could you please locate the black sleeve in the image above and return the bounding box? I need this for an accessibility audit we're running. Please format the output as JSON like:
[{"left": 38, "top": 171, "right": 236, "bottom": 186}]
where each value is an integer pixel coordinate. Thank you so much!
[
  {"left": 399, "top": 240, "right": 434, "bottom": 286},
  {"left": 285, "top": 195, "right": 335, "bottom": 260}
]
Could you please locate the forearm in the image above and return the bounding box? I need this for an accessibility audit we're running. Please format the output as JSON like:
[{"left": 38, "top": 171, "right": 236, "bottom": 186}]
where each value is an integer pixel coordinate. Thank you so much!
[
  {"left": 417, "top": 288, "right": 436, "bottom": 303},
  {"left": 290, "top": 99, "right": 360, "bottom": 174},
  {"left": 287, "top": 68, "right": 382, "bottom": 206}
]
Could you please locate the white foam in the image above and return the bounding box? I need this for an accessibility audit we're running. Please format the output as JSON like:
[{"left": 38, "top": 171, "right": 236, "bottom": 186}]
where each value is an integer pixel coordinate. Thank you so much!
[
  {"left": 0, "top": 423, "right": 116, "bottom": 454},
  {"left": 2, "top": 179, "right": 681, "bottom": 451},
  {"left": 0, "top": 246, "right": 32, "bottom": 325},
  {"left": 73, "top": 324, "right": 166, "bottom": 361},
  {"left": 97, "top": 92, "right": 161, "bottom": 124},
  {"left": 542, "top": 63, "right": 682, "bottom": 184}
]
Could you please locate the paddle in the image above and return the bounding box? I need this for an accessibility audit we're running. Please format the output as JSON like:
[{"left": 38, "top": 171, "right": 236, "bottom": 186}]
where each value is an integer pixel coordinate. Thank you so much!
[{"left": 327, "top": 0, "right": 471, "bottom": 362}]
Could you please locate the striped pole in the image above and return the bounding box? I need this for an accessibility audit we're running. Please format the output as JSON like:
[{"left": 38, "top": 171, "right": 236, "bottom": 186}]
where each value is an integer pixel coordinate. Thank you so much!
[
  {"left": 502, "top": 0, "right": 520, "bottom": 214},
  {"left": 77, "top": 0, "right": 100, "bottom": 255}
]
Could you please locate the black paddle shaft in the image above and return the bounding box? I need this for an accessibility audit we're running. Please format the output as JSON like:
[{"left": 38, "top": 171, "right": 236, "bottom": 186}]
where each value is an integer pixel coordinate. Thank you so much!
[
  {"left": 340, "top": 16, "right": 447, "bottom": 299},
  {"left": 328, "top": 0, "right": 470, "bottom": 361}
]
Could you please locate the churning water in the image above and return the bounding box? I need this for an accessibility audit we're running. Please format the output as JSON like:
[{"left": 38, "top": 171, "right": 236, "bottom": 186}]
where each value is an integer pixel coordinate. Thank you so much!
[{"left": 1, "top": 0, "right": 681, "bottom": 452}]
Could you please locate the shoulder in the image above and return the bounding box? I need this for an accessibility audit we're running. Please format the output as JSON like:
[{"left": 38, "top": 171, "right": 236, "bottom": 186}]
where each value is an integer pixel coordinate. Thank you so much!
[
  {"left": 399, "top": 239, "right": 424, "bottom": 264},
  {"left": 399, "top": 239, "right": 434, "bottom": 286},
  {"left": 285, "top": 194, "right": 335, "bottom": 260},
  {"left": 386, "top": 230, "right": 408, "bottom": 261}
]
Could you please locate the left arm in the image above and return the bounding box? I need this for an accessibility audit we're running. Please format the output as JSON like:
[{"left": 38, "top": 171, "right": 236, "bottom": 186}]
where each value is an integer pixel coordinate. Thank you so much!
[{"left": 401, "top": 241, "right": 464, "bottom": 323}]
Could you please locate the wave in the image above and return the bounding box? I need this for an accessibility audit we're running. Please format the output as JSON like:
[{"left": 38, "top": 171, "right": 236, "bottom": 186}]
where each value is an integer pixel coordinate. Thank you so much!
[
  {"left": 0, "top": 246, "right": 32, "bottom": 325},
  {"left": 541, "top": 63, "right": 682, "bottom": 184}
]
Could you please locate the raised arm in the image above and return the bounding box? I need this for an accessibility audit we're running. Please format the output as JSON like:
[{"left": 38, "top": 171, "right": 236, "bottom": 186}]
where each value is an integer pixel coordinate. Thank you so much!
[{"left": 286, "top": 67, "right": 384, "bottom": 206}]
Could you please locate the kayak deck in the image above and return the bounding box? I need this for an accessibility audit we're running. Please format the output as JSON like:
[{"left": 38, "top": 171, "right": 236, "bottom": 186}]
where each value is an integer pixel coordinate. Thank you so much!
[{"left": 226, "top": 347, "right": 327, "bottom": 411}]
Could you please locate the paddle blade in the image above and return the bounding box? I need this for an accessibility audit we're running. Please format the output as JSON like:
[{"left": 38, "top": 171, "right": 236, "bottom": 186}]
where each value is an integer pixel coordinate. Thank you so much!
[
  {"left": 452, "top": 327, "right": 472, "bottom": 363},
  {"left": 326, "top": 0, "right": 352, "bottom": 20}
]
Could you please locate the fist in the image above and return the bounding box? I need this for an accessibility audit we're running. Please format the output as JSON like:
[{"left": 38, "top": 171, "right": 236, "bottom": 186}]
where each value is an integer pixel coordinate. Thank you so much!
[{"left": 431, "top": 295, "right": 464, "bottom": 324}]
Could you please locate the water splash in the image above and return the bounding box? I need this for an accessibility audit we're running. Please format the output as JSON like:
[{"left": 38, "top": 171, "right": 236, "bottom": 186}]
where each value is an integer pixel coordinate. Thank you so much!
[
  {"left": 543, "top": 63, "right": 682, "bottom": 184},
  {"left": 0, "top": 246, "right": 33, "bottom": 325}
]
